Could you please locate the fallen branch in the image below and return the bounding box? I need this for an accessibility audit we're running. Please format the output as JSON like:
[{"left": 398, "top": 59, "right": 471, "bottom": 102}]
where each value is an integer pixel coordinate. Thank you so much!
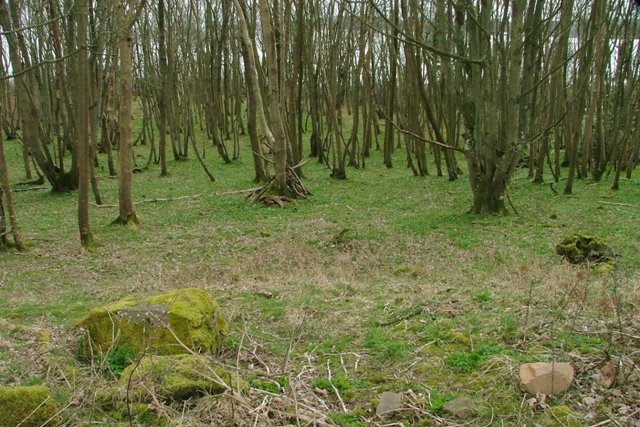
[
  {"left": 12, "top": 186, "right": 47, "bottom": 193},
  {"left": 14, "top": 178, "right": 45, "bottom": 186},
  {"left": 215, "top": 187, "right": 263, "bottom": 196},
  {"left": 378, "top": 306, "right": 428, "bottom": 326},
  {"left": 597, "top": 201, "right": 638, "bottom": 208},
  {"left": 90, "top": 193, "right": 203, "bottom": 208}
]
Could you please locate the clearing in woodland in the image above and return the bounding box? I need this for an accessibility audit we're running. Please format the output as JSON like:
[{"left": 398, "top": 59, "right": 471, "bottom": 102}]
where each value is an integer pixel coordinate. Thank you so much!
[{"left": 0, "top": 136, "right": 639, "bottom": 426}]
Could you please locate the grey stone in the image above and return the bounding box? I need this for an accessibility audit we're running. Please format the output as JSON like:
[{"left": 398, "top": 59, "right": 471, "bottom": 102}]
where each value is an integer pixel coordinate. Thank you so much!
[
  {"left": 443, "top": 396, "right": 476, "bottom": 418},
  {"left": 376, "top": 391, "right": 402, "bottom": 416}
]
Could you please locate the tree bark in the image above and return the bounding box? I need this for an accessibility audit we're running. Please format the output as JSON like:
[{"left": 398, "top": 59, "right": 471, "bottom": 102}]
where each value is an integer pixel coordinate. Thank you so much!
[
  {"left": 0, "top": 110, "right": 23, "bottom": 249},
  {"left": 75, "top": 0, "right": 93, "bottom": 247},
  {"left": 113, "top": 0, "right": 145, "bottom": 225}
]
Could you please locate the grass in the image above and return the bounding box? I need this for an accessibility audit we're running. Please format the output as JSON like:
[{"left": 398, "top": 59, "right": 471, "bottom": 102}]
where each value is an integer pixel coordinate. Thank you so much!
[{"left": 0, "top": 119, "right": 639, "bottom": 425}]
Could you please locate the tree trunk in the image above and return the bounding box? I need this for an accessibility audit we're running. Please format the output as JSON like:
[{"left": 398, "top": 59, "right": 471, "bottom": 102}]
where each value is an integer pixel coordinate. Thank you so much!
[
  {"left": 157, "top": 0, "right": 169, "bottom": 176},
  {"left": 258, "top": 0, "right": 288, "bottom": 194},
  {"left": 113, "top": 0, "right": 145, "bottom": 225},
  {"left": 0, "top": 114, "right": 23, "bottom": 249},
  {"left": 75, "top": 0, "right": 93, "bottom": 247}
]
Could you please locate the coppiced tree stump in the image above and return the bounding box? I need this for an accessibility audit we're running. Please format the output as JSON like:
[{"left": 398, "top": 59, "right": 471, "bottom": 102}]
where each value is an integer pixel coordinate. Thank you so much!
[{"left": 248, "top": 165, "right": 310, "bottom": 207}]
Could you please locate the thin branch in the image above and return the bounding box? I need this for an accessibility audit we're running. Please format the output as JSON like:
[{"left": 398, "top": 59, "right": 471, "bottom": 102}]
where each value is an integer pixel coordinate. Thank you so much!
[
  {"left": 0, "top": 2, "right": 74, "bottom": 36},
  {"left": 519, "top": 110, "right": 569, "bottom": 145},
  {"left": 380, "top": 111, "right": 466, "bottom": 154},
  {"left": 1, "top": 48, "right": 83, "bottom": 81},
  {"left": 362, "top": 0, "right": 484, "bottom": 64}
]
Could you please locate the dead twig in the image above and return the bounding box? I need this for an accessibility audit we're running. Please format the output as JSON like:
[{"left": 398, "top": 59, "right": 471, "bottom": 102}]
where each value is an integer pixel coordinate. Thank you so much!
[
  {"left": 216, "top": 187, "right": 263, "bottom": 196},
  {"left": 327, "top": 361, "right": 348, "bottom": 413},
  {"left": 90, "top": 193, "right": 203, "bottom": 208},
  {"left": 378, "top": 306, "right": 428, "bottom": 327},
  {"left": 12, "top": 186, "right": 47, "bottom": 193},
  {"left": 597, "top": 201, "right": 638, "bottom": 208}
]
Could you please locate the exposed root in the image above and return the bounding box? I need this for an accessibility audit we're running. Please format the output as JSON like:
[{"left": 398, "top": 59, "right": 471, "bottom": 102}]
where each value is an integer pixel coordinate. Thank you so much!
[
  {"left": 248, "top": 165, "right": 310, "bottom": 207},
  {"left": 111, "top": 212, "right": 139, "bottom": 226}
]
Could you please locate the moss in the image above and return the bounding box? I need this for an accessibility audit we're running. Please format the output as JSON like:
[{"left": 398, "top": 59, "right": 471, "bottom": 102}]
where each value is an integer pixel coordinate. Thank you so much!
[
  {"left": 329, "top": 412, "right": 364, "bottom": 427},
  {"left": 101, "top": 402, "right": 167, "bottom": 426},
  {"left": 545, "top": 405, "right": 582, "bottom": 427},
  {"left": 37, "top": 330, "right": 53, "bottom": 351},
  {"left": 594, "top": 262, "right": 615, "bottom": 274},
  {"left": 0, "top": 385, "right": 59, "bottom": 427},
  {"left": 61, "top": 364, "right": 81, "bottom": 382},
  {"left": 249, "top": 376, "right": 288, "bottom": 394},
  {"left": 556, "top": 234, "right": 614, "bottom": 265},
  {"left": 77, "top": 288, "right": 227, "bottom": 358},
  {"left": 120, "top": 353, "right": 248, "bottom": 402},
  {"left": 449, "top": 332, "right": 471, "bottom": 347}
]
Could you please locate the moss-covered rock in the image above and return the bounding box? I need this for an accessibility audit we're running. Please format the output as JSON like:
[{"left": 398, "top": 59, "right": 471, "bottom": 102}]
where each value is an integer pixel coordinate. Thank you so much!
[
  {"left": 120, "top": 354, "right": 248, "bottom": 402},
  {"left": 556, "top": 234, "right": 614, "bottom": 265},
  {"left": 78, "top": 288, "right": 227, "bottom": 358},
  {"left": 0, "top": 385, "right": 59, "bottom": 427}
]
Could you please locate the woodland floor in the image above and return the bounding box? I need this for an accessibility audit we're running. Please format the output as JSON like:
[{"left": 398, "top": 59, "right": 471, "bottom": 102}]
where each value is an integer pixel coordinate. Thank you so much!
[{"left": 1, "top": 129, "right": 640, "bottom": 426}]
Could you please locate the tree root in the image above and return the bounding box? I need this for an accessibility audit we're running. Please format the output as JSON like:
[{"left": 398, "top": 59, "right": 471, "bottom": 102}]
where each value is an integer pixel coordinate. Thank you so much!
[{"left": 248, "top": 165, "right": 310, "bottom": 207}]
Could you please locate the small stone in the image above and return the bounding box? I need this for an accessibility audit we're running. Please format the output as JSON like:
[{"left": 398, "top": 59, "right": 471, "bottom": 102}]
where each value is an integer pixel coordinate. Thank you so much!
[
  {"left": 618, "top": 405, "right": 631, "bottom": 415},
  {"left": 376, "top": 391, "right": 402, "bottom": 416},
  {"left": 596, "top": 360, "right": 617, "bottom": 388},
  {"left": 583, "top": 396, "right": 597, "bottom": 408},
  {"left": 520, "top": 362, "right": 574, "bottom": 396},
  {"left": 443, "top": 396, "right": 476, "bottom": 418}
]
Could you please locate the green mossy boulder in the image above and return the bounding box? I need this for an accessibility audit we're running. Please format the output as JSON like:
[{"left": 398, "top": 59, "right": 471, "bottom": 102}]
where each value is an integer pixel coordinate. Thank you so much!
[
  {"left": 556, "top": 234, "right": 614, "bottom": 265},
  {"left": 78, "top": 288, "right": 227, "bottom": 358},
  {"left": 120, "top": 354, "right": 248, "bottom": 402},
  {"left": 0, "top": 385, "right": 59, "bottom": 427}
]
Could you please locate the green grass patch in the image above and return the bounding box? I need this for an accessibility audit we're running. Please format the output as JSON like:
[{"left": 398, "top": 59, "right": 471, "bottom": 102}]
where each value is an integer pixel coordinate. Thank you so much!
[
  {"left": 444, "top": 344, "right": 504, "bottom": 372},
  {"left": 364, "top": 328, "right": 411, "bottom": 362}
]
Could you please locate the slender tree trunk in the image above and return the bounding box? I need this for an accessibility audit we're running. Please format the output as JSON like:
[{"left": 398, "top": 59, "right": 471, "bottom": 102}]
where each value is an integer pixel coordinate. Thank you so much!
[
  {"left": 383, "top": 0, "right": 399, "bottom": 169},
  {"left": 75, "top": 0, "right": 93, "bottom": 247},
  {"left": 258, "top": 0, "right": 288, "bottom": 194},
  {"left": 237, "top": 2, "right": 268, "bottom": 182},
  {"left": 235, "top": 0, "right": 278, "bottom": 180},
  {"left": 113, "top": 0, "right": 145, "bottom": 225},
  {"left": 0, "top": 112, "right": 23, "bottom": 249},
  {"left": 157, "top": 0, "right": 169, "bottom": 176}
]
